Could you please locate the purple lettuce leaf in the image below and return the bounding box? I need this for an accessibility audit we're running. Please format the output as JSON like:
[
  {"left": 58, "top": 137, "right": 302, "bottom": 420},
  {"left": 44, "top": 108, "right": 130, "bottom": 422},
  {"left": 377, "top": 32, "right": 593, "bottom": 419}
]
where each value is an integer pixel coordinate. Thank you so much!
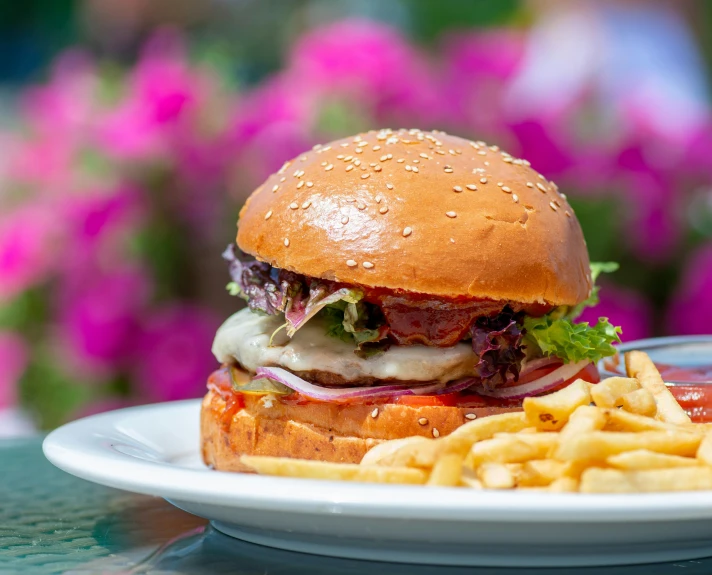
[{"left": 471, "top": 306, "right": 526, "bottom": 389}]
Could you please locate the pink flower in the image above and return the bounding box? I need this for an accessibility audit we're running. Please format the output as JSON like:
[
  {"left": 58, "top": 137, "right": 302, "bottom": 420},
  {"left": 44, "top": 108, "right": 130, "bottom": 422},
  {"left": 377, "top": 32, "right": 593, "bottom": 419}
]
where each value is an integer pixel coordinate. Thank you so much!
[
  {"left": 666, "top": 243, "right": 712, "bottom": 335},
  {"left": 578, "top": 282, "right": 653, "bottom": 342},
  {"left": 21, "top": 49, "right": 97, "bottom": 138},
  {"left": 0, "top": 204, "right": 61, "bottom": 302},
  {"left": 0, "top": 332, "right": 28, "bottom": 408},
  {"left": 134, "top": 305, "right": 219, "bottom": 402},
  {"left": 288, "top": 19, "right": 440, "bottom": 124},
  {"left": 441, "top": 29, "right": 525, "bottom": 136},
  {"left": 56, "top": 267, "right": 151, "bottom": 377}
]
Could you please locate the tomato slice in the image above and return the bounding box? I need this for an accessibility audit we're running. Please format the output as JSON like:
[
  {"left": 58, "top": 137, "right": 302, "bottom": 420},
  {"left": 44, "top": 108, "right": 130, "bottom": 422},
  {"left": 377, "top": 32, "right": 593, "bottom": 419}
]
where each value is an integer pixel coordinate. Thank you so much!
[{"left": 394, "top": 392, "right": 462, "bottom": 408}]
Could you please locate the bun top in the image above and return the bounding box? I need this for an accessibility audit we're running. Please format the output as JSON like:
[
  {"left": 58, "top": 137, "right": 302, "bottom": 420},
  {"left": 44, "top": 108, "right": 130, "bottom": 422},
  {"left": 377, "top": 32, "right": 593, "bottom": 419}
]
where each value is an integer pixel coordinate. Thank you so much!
[{"left": 237, "top": 129, "right": 592, "bottom": 306}]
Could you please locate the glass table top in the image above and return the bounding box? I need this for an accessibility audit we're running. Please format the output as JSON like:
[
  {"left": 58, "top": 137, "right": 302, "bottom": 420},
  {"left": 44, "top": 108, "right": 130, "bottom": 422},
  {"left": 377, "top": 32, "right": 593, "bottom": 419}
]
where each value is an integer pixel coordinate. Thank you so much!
[{"left": 4, "top": 437, "right": 712, "bottom": 574}]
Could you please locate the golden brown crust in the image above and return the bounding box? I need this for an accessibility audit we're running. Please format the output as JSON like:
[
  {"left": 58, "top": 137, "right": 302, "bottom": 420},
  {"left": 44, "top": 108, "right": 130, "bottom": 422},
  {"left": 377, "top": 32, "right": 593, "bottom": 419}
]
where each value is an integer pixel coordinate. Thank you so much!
[
  {"left": 200, "top": 390, "right": 521, "bottom": 471},
  {"left": 237, "top": 129, "right": 591, "bottom": 306}
]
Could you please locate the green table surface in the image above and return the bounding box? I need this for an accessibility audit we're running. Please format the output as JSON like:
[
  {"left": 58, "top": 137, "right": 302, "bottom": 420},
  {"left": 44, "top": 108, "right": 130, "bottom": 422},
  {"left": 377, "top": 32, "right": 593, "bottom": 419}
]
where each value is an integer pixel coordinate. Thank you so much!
[{"left": 4, "top": 437, "right": 712, "bottom": 574}]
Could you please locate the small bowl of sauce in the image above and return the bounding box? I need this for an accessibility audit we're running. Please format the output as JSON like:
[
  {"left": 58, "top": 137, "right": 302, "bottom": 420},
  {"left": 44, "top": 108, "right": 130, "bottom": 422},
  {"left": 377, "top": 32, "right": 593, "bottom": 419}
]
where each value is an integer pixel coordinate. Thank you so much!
[{"left": 599, "top": 335, "right": 712, "bottom": 422}]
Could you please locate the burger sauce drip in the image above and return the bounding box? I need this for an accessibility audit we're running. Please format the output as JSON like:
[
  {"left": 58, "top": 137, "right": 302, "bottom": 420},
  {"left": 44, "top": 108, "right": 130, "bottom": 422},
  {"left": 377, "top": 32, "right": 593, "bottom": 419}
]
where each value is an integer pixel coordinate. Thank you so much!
[
  {"left": 364, "top": 290, "right": 553, "bottom": 347},
  {"left": 207, "top": 367, "right": 245, "bottom": 430}
]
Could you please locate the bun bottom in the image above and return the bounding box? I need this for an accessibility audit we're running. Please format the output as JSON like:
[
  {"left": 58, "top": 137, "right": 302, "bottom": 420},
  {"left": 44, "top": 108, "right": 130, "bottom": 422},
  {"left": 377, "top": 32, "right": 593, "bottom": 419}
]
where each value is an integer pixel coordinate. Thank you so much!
[{"left": 200, "top": 390, "right": 520, "bottom": 472}]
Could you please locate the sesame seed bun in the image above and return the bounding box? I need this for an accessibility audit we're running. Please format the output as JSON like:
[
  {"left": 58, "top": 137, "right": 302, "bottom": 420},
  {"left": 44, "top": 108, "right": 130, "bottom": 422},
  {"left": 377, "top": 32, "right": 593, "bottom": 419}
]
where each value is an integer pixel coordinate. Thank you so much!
[
  {"left": 200, "top": 390, "right": 520, "bottom": 471},
  {"left": 237, "top": 128, "right": 592, "bottom": 306}
]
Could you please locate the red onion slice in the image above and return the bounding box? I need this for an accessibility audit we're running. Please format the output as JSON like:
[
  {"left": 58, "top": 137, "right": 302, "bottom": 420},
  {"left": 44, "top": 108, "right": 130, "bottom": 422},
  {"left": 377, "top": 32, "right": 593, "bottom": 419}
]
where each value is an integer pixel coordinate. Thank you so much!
[
  {"left": 255, "top": 367, "right": 447, "bottom": 402},
  {"left": 473, "top": 360, "right": 592, "bottom": 400},
  {"left": 519, "top": 356, "right": 562, "bottom": 376}
]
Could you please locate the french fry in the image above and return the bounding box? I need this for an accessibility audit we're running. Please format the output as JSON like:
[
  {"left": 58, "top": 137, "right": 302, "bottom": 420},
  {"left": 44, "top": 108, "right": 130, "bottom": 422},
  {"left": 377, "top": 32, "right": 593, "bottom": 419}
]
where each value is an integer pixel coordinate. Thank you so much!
[
  {"left": 601, "top": 408, "right": 701, "bottom": 435},
  {"left": 696, "top": 431, "right": 712, "bottom": 466},
  {"left": 518, "top": 459, "right": 569, "bottom": 487},
  {"left": 360, "top": 436, "right": 430, "bottom": 466},
  {"left": 619, "top": 388, "right": 657, "bottom": 417},
  {"left": 625, "top": 351, "right": 691, "bottom": 424},
  {"left": 441, "top": 411, "right": 531, "bottom": 457},
  {"left": 466, "top": 433, "right": 557, "bottom": 468},
  {"left": 427, "top": 453, "right": 464, "bottom": 487},
  {"left": 590, "top": 377, "right": 640, "bottom": 408},
  {"left": 548, "top": 476, "right": 579, "bottom": 492},
  {"left": 555, "top": 431, "right": 702, "bottom": 461},
  {"left": 240, "top": 456, "right": 427, "bottom": 484},
  {"left": 477, "top": 462, "right": 515, "bottom": 489},
  {"left": 523, "top": 379, "right": 591, "bottom": 431},
  {"left": 607, "top": 449, "right": 698, "bottom": 470},
  {"left": 580, "top": 466, "right": 712, "bottom": 493},
  {"left": 558, "top": 405, "right": 607, "bottom": 443},
  {"left": 460, "top": 467, "right": 483, "bottom": 489}
]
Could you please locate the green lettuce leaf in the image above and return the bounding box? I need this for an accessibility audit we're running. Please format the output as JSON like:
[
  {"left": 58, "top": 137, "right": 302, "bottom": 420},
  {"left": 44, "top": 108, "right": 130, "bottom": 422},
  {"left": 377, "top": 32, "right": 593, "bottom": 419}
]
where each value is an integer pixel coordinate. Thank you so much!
[
  {"left": 563, "top": 261, "right": 620, "bottom": 321},
  {"left": 523, "top": 315, "right": 621, "bottom": 364}
]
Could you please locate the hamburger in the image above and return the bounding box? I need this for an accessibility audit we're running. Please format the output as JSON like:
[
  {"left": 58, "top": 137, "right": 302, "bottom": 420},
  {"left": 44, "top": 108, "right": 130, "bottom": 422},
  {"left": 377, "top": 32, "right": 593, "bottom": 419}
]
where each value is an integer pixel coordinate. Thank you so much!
[{"left": 201, "top": 128, "right": 621, "bottom": 472}]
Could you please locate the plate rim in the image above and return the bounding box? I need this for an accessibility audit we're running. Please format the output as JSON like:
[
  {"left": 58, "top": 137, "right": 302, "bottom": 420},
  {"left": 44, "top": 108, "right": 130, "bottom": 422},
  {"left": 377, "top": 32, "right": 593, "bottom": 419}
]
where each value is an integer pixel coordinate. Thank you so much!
[{"left": 42, "top": 399, "right": 712, "bottom": 523}]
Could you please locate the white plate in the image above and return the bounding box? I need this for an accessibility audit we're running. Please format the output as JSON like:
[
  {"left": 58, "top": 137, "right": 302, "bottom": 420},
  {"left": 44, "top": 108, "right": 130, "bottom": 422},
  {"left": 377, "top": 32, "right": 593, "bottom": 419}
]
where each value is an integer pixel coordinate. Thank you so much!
[{"left": 43, "top": 400, "right": 712, "bottom": 568}]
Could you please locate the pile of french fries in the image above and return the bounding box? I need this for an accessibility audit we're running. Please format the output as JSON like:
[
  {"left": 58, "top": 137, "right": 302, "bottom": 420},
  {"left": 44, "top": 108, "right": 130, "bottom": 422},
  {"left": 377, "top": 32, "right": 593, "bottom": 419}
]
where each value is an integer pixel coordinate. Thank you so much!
[{"left": 241, "top": 351, "right": 712, "bottom": 493}]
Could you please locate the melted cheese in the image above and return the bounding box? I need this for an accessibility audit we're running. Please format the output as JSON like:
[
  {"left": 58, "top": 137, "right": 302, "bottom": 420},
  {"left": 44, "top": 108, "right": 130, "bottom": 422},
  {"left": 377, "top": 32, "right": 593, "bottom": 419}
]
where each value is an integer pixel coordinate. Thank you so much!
[{"left": 212, "top": 308, "right": 478, "bottom": 383}]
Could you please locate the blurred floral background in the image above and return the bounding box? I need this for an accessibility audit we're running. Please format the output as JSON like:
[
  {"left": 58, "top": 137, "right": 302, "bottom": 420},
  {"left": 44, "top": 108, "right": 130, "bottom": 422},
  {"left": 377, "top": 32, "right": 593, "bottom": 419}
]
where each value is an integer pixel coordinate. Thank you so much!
[{"left": 2, "top": 0, "right": 712, "bottom": 433}]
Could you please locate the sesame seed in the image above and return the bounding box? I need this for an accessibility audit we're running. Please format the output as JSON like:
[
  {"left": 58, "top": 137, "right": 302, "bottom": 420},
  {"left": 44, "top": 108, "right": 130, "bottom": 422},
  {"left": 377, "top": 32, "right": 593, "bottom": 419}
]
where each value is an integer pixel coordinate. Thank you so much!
[
  {"left": 301, "top": 201, "right": 311, "bottom": 209},
  {"left": 435, "top": 149, "right": 445, "bottom": 155},
  {"left": 361, "top": 173, "right": 370, "bottom": 179},
  {"left": 306, "top": 181, "right": 314, "bottom": 188},
  {"left": 565, "top": 211, "right": 571, "bottom": 218},
  {"left": 355, "top": 147, "right": 363, "bottom": 154},
  {"left": 271, "top": 185, "right": 279, "bottom": 193},
  {"left": 354, "top": 159, "right": 362, "bottom": 167},
  {"left": 346, "top": 165, "right": 354, "bottom": 172},
  {"left": 264, "top": 210, "right": 272, "bottom": 220},
  {"left": 363, "top": 261, "right": 374, "bottom": 269},
  {"left": 418, "top": 417, "right": 428, "bottom": 426},
  {"left": 453, "top": 185, "right": 463, "bottom": 192},
  {"left": 512, "top": 194, "right": 519, "bottom": 203},
  {"left": 560, "top": 192, "right": 567, "bottom": 200},
  {"left": 502, "top": 186, "right": 511, "bottom": 193},
  {"left": 297, "top": 181, "right": 304, "bottom": 189},
  {"left": 549, "top": 202, "right": 558, "bottom": 211},
  {"left": 340, "top": 142, "right": 349, "bottom": 147},
  {"left": 379, "top": 206, "right": 389, "bottom": 214},
  {"left": 295, "top": 170, "right": 305, "bottom": 178},
  {"left": 402, "top": 227, "right": 412, "bottom": 237},
  {"left": 346, "top": 259, "right": 357, "bottom": 267},
  {"left": 405, "top": 165, "right": 412, "bottom": 172},
  {"left": 522, "top": 159, "right": 531, "bottom": 167},
  {"left": 371, "top": 407, "right": 379, "bottom": 419},
  {"left": 412, "top": 159, "right": 420, "bottom": 164},
  {"left": 325, "top": 164, "right": 334, "bottom": 171},
  {"left": 449, "top": 149, "right": 456, "bottom": 155},
  {"left": 446, "top": 211, "right": 457, "bottom": 218},
  {"left": 280, "top": 177, "right": 286, "bottom": 182},
  {"left": 480, "top": 177, "right": 488, "bottom": 184},
  {"left": 537, "top": 183, "right": 547, "bottom": 193},
  {"left": 490, "top": 145, "right": 500, "bottom": 152},
  {"left": 526, "top": 182, "right": 534, "bottom": 188},
  {"left": 344, "top": 155, "right": 353, "bottom": 161},
  {"left": 300, "top": 155, "right": 307, "bottom": 162},
  {"left": 380, "top": 155, "right": 389, "bottom": 162},
  {"left": 356, "top": 202, "right": 366, "bottom": 210},
  {"left": 497, "top": 182, "right": 504, "bottom": 187},
  {"left": 284, "top": 238, "right": 290, "bottom": 247},
  {"left": 412, "top": 166, "right": 419, "bottom": 173},
  {"left": 465, "top": 413, "right": 477, "bottom": 420},
  {"left": 321, "top": 161, "right": 328, "bottom": 166},
  {"left": 336, "top": 154, "right": 345, "bottom": 160},
  {"left": 289, "top": 202, "right": 299, "bottom": 209},
  {"left": 375, "top": 195, "right": 382, "bottom": 203},
  {"left": 477, "top": 150, "right": 487, "bottom": 156},
  {"left": 444, "top": 167, "right": 453, "bottom": 173},
  {"left": 397, "top": 158, "right": 405, "bottom": 163},
  {"left": 466, "top": 184, "right": 477, "bottom": 191},
  {"left": 373, "top": 145, "right": 381, "bottom": 151},
  {"left": 432, "top": 428, "right": 440, "bottom": 438},
  {"left": 374, "top": 165, "right": 382, "bottom": 172},
  {"left": 387, "top": 154, "right": 393, "bottom": 159},
  {"left": 502, "top": 156, "right": 513, "bottom": 163},
  {"left": 386, "top": 183, "right": 394, "bottom": 190},
  {"left": 538, "top": 173, "right": 546, "bottom": 180},
  {"left": 419, "top": 153, "right": 429, "bottom": 159},
  {"left": 341, "top": 216, "right": 349, "bottom": 224}
]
